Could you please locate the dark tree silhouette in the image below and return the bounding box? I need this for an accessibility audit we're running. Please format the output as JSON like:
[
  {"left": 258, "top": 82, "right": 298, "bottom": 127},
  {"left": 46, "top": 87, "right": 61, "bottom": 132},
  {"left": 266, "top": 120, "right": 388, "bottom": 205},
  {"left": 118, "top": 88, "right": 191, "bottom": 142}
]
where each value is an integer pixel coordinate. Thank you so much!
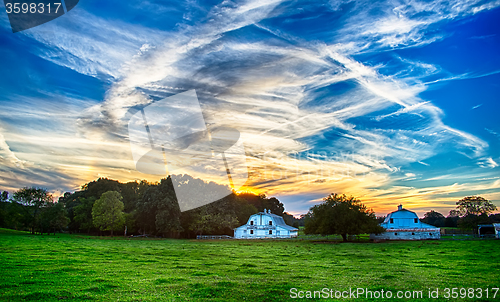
[
  {"left": 456, "top": 196, "right": 496, "bottom": 216},
  {"left": 421, "top": 210, "right": 445, "bottom": 227},
  {"left": 40, "top": 202, "right": 69, "bottom": 234},
  {"left": 74, "top": 197, "right": 97, "bottom": 233},
  {"left": 12, "top": 187, "right": 53, "bottom": 234},
  {"left": 453, "top": 196, "right": 497, "bottom": 231},
  {"left": 137, "top": 177, "right": 182, "bottom": 237}
]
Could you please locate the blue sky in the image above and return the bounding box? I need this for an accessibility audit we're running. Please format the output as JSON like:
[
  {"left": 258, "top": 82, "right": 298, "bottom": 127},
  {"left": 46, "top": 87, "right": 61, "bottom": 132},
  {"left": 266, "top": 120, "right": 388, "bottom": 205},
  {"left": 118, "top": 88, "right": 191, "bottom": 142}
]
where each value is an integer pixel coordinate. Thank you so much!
[{"left": 0, "top": 0, "right": 499, "bottom": 216}]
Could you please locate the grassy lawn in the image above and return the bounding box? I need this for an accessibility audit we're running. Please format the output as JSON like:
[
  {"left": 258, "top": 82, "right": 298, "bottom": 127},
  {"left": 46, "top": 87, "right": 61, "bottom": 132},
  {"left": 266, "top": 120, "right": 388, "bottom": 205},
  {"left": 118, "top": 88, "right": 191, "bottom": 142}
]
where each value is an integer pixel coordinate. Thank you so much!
[{"left": 0, "top": 228, "right": 499, "bottom": 301}]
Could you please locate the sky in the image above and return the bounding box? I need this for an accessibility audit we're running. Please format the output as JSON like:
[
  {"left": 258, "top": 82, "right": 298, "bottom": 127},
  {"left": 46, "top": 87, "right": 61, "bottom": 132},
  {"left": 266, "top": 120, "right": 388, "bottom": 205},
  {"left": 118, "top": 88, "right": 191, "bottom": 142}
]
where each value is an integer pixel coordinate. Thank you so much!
[{"left": 1, "top": 0, "right": 499, "bottom": 217}]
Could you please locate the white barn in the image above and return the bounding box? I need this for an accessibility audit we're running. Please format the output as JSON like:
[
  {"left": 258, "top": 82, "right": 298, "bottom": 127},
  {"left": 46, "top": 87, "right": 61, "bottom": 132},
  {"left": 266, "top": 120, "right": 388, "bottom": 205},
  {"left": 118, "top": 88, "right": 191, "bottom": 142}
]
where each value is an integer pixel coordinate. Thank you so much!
[
  {"left": 234, "top": 209, "right": 298, "bottom": 239},
  {"left": 370, "top": 205, "right": 441, "bottom": 240}
]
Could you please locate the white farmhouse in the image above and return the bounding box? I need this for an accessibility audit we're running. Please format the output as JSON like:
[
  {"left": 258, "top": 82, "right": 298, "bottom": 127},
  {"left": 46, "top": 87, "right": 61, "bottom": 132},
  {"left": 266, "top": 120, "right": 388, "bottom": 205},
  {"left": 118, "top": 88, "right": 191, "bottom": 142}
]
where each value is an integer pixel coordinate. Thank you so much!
[
  {"left": 234, "top": 209, "right": 298, "bottom": 239},
  {"left": 370, "top": 205, "right": 441, "bottom": 240}
]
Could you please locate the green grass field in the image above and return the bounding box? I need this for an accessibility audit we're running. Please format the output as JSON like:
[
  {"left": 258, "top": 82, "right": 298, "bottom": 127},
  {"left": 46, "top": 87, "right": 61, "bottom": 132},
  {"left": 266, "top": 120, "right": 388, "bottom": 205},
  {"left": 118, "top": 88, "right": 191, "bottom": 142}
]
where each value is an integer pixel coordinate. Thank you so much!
[{"left": 1, "top": 228, "right": 499, "bottom": 301}]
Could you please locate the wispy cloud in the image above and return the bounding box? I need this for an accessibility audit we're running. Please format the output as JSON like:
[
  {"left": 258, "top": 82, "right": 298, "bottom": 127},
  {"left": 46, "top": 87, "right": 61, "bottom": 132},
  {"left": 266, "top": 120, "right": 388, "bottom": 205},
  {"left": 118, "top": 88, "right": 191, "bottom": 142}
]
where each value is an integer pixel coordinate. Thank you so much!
[
  {"left": 0, "top": 129, "right": 26, "bottom": 168},
  {"left": 330, "top": 0, "right": 500, "bottom": 52},
  {"left": 22, "top": 9, "right": 168, "bottom": 80},
  {"left": 478, "top": 157, "right": 499, "bottom": 169},
  {"left": 469, "top": 34, "right": 497, "bottom": 40},
  {"left": 425, "top": 70, "right": 500, "bottom": 86},
  {"left": 1, "top": 0, "right": 499, "bottom": 214},
  {"left": 486, "top": 128, "right": 500, "bottom": 140}
]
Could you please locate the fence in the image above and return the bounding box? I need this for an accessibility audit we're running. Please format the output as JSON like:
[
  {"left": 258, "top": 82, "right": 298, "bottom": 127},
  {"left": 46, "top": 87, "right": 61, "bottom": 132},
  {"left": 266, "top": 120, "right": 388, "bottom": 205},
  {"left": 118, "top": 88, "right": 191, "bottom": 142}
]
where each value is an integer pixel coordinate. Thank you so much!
[{"left": 196, "top": 235, "right": 234, "bottom": 240}]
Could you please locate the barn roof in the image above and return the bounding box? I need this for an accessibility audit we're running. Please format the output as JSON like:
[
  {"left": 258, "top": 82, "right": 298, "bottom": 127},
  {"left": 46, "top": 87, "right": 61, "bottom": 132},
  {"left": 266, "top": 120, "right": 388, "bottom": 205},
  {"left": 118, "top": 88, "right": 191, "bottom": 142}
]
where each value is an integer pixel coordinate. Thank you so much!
[
  {"left": 258, "top": 212, "right": 298, "bottom": 230},
  {"left": 385, "top": 209, "right": 418, "bottom": 220},
  {"left": 234, "top": 211, "right": 298, "bottom": 231},
  {"left": 381, "top": 204, "right": 438, "bottom": 229}
]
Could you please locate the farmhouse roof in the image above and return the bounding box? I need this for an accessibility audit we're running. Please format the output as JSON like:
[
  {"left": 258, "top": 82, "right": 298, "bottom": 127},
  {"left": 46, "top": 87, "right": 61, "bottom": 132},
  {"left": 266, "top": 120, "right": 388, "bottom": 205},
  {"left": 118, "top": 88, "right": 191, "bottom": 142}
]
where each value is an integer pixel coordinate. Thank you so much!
[
  {"left": 261, "top": 212, "right": 298, "bottom": 231},
  {"left": 382, "top": 205, "right": 438, "bottom": 229},
  {"left": 234, "top": 211, "right": 298, "bottom": 231}
]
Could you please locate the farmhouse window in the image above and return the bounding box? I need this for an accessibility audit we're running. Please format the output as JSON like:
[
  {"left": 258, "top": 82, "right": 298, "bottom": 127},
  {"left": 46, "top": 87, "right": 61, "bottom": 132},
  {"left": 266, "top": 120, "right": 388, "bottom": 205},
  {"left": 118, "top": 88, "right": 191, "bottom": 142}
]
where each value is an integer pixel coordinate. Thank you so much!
[
  {"left": 269, "top": 230, "right": 272, "bottom": 235},
  {"left": 394, "top": 233, "right": 398, "bottom": 235},
  {"left": 250, "top": 230, "right": 254, "bottom": 234},
  {"left": 269, "top": 221, "right": 272, "bottom": 225},
  {"left": 412, "top": 232, "right": 415, "bottom": 235},
  {"left": 390, "top": 218, "right": 394, "bottom": 223},
  {"left": 414, "top": 218, "right": 418, "bottom": 223},
  {"left": 250, "top": 221, "right": 254, "bottom": 225}
]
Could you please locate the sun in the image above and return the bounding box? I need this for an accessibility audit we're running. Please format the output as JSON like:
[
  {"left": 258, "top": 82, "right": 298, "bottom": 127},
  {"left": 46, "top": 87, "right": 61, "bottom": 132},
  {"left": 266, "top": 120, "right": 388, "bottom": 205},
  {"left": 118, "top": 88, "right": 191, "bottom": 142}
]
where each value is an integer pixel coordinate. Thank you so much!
[{"left": 235, "top": 186, "right": 264, "bottom": 196}]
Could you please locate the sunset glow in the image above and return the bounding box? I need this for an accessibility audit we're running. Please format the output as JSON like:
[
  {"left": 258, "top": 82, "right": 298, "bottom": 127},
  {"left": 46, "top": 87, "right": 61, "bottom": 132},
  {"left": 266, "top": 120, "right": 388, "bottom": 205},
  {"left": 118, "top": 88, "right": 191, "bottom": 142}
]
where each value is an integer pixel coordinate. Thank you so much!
[{"left": 1, "top": 0, "right": 499, "bottom": 217}]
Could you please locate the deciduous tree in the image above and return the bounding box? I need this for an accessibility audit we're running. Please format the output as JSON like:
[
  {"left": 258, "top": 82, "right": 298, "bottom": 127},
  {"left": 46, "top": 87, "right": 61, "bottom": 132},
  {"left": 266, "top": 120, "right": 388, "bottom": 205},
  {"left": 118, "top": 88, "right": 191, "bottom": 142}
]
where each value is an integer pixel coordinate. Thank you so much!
[
  {"left": 456, "top": 196, "right": 496, "bottom": 216},
  {"left": 445, "top": 210, "right": 460, "bottom": 227},
  {"left": 188, "top": 195, "right": 239, "bottom": 236},
  {"left": 12, "top": 187, "right": 53, "bottom": 234},
  {"left": 74, "top": 197, "right": 96, "bottom": 233},
  {"left": 92, "top": 191, "right": 125, "bottom": 236},
  {"left": 421, "top": 210, "right": 445, "bottom": 227},
  {"left": 237, "top": 193, "right": 284, "bottom": 216},
  {"left": 137, "top": 177, "right": 182, "bottom": 237},
  {"left": 40, "top": 202, "right": 69, "bottom": 234},
  {"left": 457, "top": 213, "right": 490, "bottom": 231},
  {"left": 453, "top": 196, "right": 496, "bottom": 231},
  {"left": 304, "top": 193, "right": 384, "bottom": 241},
  {"left": 0, "top": 191, "right": 8, "bottom": 227}
]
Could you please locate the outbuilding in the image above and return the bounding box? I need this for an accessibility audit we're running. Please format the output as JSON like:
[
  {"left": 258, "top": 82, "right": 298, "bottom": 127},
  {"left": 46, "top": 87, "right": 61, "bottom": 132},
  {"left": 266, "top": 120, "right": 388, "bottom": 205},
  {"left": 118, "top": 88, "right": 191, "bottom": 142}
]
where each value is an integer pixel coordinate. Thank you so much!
[
  {"left": 494, "top": 223, "right": 500, "bottom": 239},
  {"left": 234, "top": 209, "right": 298, "bottom": 239},
  {"left": 370, "top": 205, "right": 440, "bottom": 240}
]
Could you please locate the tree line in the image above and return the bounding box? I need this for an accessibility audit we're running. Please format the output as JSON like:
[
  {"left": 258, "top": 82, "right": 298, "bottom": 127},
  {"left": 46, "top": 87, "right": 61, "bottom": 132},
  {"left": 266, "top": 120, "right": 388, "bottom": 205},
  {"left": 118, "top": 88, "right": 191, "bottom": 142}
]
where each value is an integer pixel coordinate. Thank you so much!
[
  {"left": 0, "top": 175, "right": 302, "bottom": 238},
  {"left": 419, "top": 196, "right": 499, "bottom": 230},
  {"left": 3, "top": 177, "right": 494, "bottom": 240},
  {"left": 0, "top": 187, "right": 68, "bottom": 235}
]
